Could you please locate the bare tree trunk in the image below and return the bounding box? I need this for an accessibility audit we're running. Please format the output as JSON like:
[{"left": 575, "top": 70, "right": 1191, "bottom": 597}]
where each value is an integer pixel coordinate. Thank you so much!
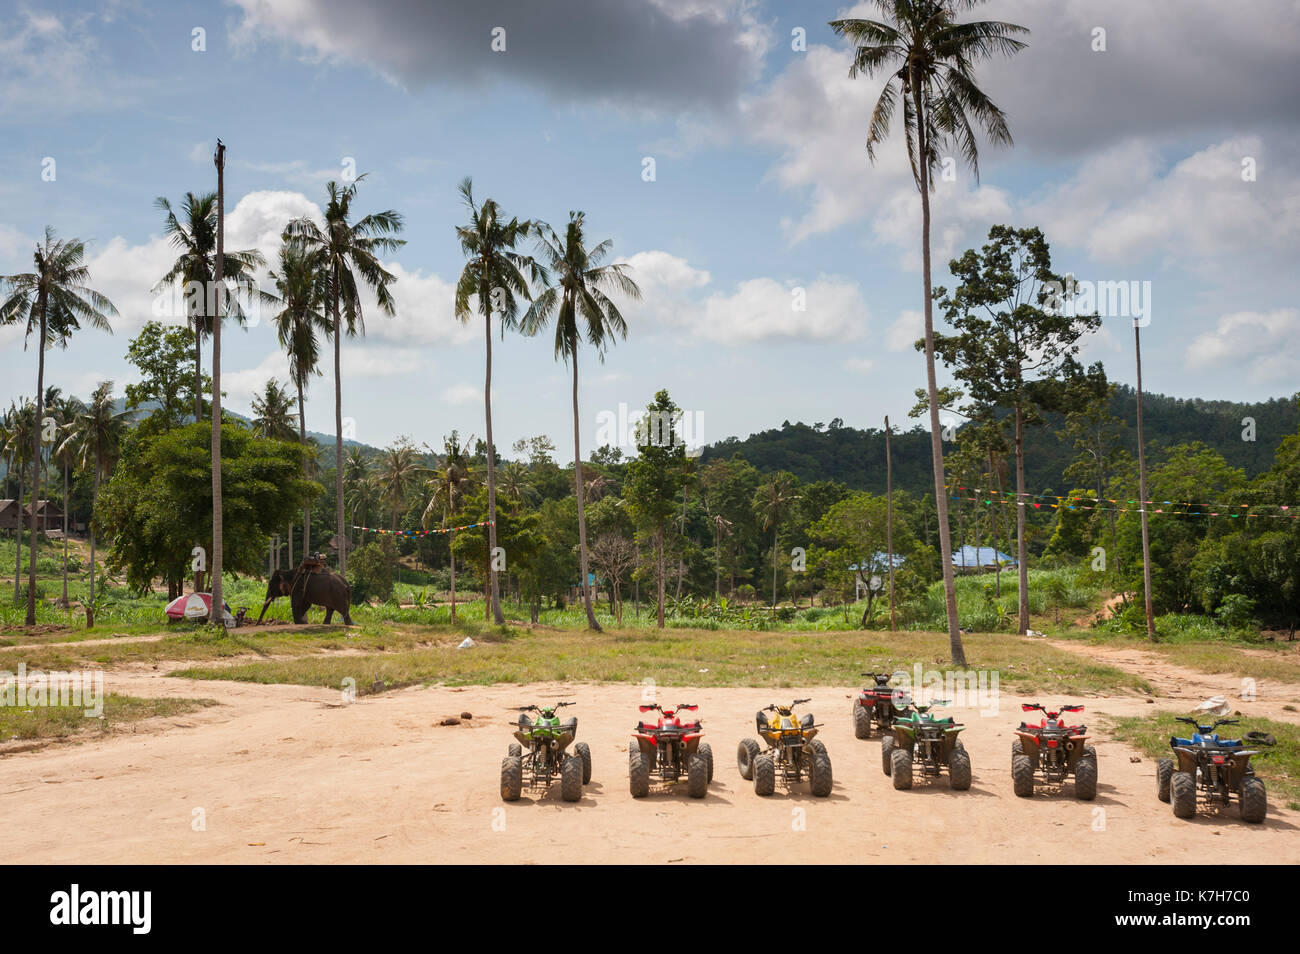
[
  {"left": 1134, "top": 323, "right": 1156, "bottom": 639},
  {"left": 26, "top": 294, "right": 49, "bottom": 625},
  {"left": 656, "top": 527, "right": 665, "bottom": 628},
  {"left": 885, "top": 415, "right": 895, "bottom": 631},
  {"left": 571, "top": 349, "right": 600, "bottom": 631},
  {"left": 298, "top": 378, "right": 311, "bottom": 555},
  {"left": 87, "top": 466, "right": 98, "bottom": 626},
  {"left": 1015, "top": 405, "right": 1029, "bottom": 634},
  {"left": 449, "top": 529, "right": 457, "bottom": 622},
  {"left": 483, "top": 307, "right": 504, "bottom": 624},
  {"left": 61, "top": 462, "right": 69, "bottom": 606},
  {"left": 194, "top": 329, "right": 203, "bottom": 423},
  {"left": 209, "top": 140, "right": 226, "bottom": 624},
  {"left": 911, "top": 68, "right": 965, "bottom": 666},
  {"left": 333, "top": 277, "right": 346, "bottom": 575},
  {"left": 771, "top": 524, "right": 779, "bottom": 608}
]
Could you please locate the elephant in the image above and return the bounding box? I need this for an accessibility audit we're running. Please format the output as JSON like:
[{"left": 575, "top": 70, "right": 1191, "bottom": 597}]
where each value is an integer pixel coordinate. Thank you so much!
[{"left": 257, "top": 563, "right": 354, "bottom": 625}]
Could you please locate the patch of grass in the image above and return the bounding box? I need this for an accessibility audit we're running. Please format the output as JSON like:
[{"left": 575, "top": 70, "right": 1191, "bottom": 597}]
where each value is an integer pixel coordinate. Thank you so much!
[
  {"left": 172, "top": 626, "right": 1149, "bottom": 696},
  {"left": 0, "top": 693, "right": 219, "bottom": 742},
  {"left": 1106, "top": 710, "right": 1300, "bottom": 808}
]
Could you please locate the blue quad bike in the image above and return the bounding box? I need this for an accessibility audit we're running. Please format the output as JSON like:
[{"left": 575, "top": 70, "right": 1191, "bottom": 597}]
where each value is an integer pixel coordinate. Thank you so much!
[{"left": 1156, "top": 717, "right": 1271, "bottom": 823}]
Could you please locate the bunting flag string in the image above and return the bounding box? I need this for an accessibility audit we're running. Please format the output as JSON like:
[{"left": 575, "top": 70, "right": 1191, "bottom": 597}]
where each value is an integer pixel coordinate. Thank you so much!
[
  {"left": 947, "top": 484, "right": 1296, "bottom": 516},
  {"left": 948, "top": 492, "right": 1298, "bottom": 520},
  {"left": 352, "top": 521, "right": 494, "bottom": 537}
]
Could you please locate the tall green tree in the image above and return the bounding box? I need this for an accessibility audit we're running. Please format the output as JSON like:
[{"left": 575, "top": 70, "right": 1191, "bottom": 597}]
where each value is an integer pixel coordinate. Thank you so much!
[
  {"left": 831, "top": 0, "right": 1027, "bottom": 665},
  {"left": 625, "top": 390, "right": 687, "bottom": 628},
  {"left": 453, "top": 177, "right": 543, "bottom": 624},
  {"left": 2, "top": 227, "right": 118, "bottom": 624},
  {"left": 124, "top": 321, "right": 207, "bottom": 433},
  {"left": 285, "top": 175, "right": 404, "bottom": 575},
  {"left": 153, "top": 191, "right": 264, "bottom": 422},
  {"left": 522, "top": 211, "right": 641, "bottom": 631},
  {"left": 932, "top": 225, "right": 1100, "bottom": 633}
]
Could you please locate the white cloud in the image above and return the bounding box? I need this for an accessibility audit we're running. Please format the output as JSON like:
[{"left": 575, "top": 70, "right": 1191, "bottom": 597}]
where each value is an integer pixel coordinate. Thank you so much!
[
  {"left": 222, "top": 349, "right": 292, "bottom": 411},
  {"left": 844, "top": 356, "right": 874, "bottom": 374},
  {"left": 441, "top": 383, "right": 481, "bottom": 405},
  {"left": 1184, "top": 308, "right": 1300, "bottom": 382},
  {"left": 885, "top": 310, "right": 924, "bottom": 352}
]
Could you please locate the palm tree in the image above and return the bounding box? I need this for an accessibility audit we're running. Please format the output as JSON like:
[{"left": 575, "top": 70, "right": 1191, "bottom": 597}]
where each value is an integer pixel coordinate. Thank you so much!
[
  {"left": 755, "top": 472, "right": 799, "bottom": 609},
  {"left": 2, "top": 228, "right": 118, "bottom": 624},
  {"left": 498, "top": 460, "right": 536, "bottom": 507},
  {"left": 454, "top": 177, "right": 545, "bottom": 625},
  {"left": 268, "top": 242, "right": 329, "bottom": 553},
  {"left": 153, "top": 191, "right": 265, "bottom": 422},
  {"left": 343, "top": 447, "right": 377, "bottom": 551},
  {"left": 423, "top": 431, "right": 477, "bottom": 621},
  {"left": 376, "top": 441, "right": 425, "bottom": 580},
  {"left": 51, "top": 392, "right": 83, "bottom": 606},
  {"left": 285, "top": 176, "right": 404, "bottom": 576},
  {"left": 522, "top": 211, "right": 640, "bottom": 632},
  {"left": 69, "top": 382, "right": 131, "bottom": 621},
  {"left": 3, "top": 400, "right": 34, "bottom": 602},
  {"left": 251, "top": 379, "right": 299, "bottom": 442},
  {"left": 830, "top": 0, "right": 1027, "bottom": 665}
]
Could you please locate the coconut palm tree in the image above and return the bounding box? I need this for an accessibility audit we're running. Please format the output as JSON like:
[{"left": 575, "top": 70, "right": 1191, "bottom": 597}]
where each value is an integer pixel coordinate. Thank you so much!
[
  {"left": 250, "top": 379, "right": 299, "bottom": 442},
  {"left": 267, "top": 242, "right": 329, "bottom": 553},
  {"left": 454, "top": 177, "right": 545, "bottom": 625},
  {"left": 521, "top": 211, "right": 640, "bottom": 632},
  {"left": 284, "top": 176, "right": 404, "bottom": 576},
  {"left": 498, "top": 460, "right": 537, "bottom": 508},
  {"left": 755, "top": 472, "right": 799, "bottom": 609},
  {"left": 343, "top": 446, "right": 377, "bottom": 551},
  {"left": 376, "top": 440, "right": 425, "bottom": 580},
  {"left": 423, "top": 431, "right": 478, "bottom": 621},
  {"left": 3, "top": 400, "right": 35, "bottom": 602},
  {"left": 153, "top": 192, "right": 265, "bottom": 422},
  {"left": 2, "top": 228, "right": 118, "bottom": 624},
  {"left": 830, "top": 0, "right": 1027, "bottom": 666},
  {"left": 69, "top": 382, "right": 131, "bottom": 621}
]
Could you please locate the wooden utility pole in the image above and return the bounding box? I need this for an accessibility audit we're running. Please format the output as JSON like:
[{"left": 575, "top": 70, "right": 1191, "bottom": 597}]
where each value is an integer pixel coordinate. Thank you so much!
[
  {"left": 885, "top": 415, "right": 896, "bottom": 631},
  {"left": 209, "top": 139, "right": 226, "bottom": 624},
  {"left": 1134, "top": 321, "right": 1156, "bottom": 640}
]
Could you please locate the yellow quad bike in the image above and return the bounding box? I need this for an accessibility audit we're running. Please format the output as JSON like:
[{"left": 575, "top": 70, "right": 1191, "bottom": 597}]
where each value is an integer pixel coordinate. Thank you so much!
[{"left": 736, "top": 699, "right": 833, "bottom": 797}]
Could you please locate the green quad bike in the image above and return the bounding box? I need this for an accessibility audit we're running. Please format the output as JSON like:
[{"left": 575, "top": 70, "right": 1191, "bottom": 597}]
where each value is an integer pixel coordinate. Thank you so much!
[
  {"left": 500, "top": 702, "right": 592, "bottom": 803},
  {"left": 881, "top": 700, "right": 971, "bottom": 791}
]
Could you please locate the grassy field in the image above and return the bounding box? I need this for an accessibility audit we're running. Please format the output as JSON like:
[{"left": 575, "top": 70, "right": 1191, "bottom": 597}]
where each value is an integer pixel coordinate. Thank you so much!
[
  {"left": 1106, "top": 711, "right": 1300, "bottom": 811},
  {"left": 0, "top": 693, "right": 219, "bottom": 743}
]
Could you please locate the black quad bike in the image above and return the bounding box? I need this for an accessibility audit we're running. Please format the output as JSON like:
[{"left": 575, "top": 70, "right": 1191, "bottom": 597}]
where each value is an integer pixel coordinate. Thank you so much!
[
  {"left": 853, "top": 671, "right": 912, "bottom": 739},
  {"left": 736, "top": 699, "right": 833, "bottom": 797},
  {"left": 1011, "top": 703, "right": 1097, "bottom": 800},
  {"left": 500, "top": 702, "right": 592, "bottom": 803},
  {"left": 1157, "top": 717, "right": 1269, "bottom": 823}
]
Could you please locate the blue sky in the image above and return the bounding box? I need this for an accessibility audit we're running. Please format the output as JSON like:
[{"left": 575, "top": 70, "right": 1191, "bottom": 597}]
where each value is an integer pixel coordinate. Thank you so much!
[{"left": 3, "top": 0, "right": 1298, "bottom": 459}]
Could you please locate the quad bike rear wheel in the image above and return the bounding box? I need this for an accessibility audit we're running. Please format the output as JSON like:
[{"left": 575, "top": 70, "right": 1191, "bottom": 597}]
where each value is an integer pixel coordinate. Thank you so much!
[
  {"left": 1156, "top": 758, "right": 1173, "bottom": 802},
  {"left": 881, "top": 734, "right": 895, "bottom": 776},
  {"left": 737, "top": 738, "right": 761, "bottom": 780},
  {"left": 949, "top": 746, "right": 972, "bottom": 791},
  {"left": 699, "top": 742, "right": 714, "bottom": 782},
  {"left": 1170, "top": 770, "right": 1197, "bottom": 819},
  {"left": 508, "top": 742, "right": 522, "bottom": 758},
  {"left": 753, "top": 754, "right": 776, "bottom": 796},
  {"left": 629, "top": 746, "right": 650, "bottom": 798},
  {"left": 1012, "top": 753, "right": 1034, "bottom": 798},
  {"left": 561, "top": 753, "right": 583, "bottom": 802},
  {"left": 853, "top": 701, "right": 872, "bottom": 739},
  {"left": 575, "top": 741, "right": 592, "bottom": 784},
  {"left": 688, "top": 753, "right": 709, "bottom": 799},
  {"left": 809, "top": 743, "right": 833, "bottom": 797},
  {"left": 891, "top": 746, "right": 913, "bottom": 790},
  {"left": 501, "top": 755, "right": 523, "bottom": 802},
  {"left": 1074, "top": 753, "right": 1098, "bottom": 801},
  {"left": 1239, "top": 775, "right": 1267, "bottom": 824}
]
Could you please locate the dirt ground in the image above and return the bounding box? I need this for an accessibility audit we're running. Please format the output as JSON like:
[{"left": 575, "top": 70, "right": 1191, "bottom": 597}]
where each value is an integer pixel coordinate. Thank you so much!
[{"left": 2, "top": 638, "right": 1298, "bottom": 865}]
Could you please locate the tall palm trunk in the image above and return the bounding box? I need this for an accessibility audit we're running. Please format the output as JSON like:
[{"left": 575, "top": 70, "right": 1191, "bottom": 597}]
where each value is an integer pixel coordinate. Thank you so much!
[
  {"left": 655, "top": 527, "right": 665, "bottom": 628},
  {"left": 1014, "top": 404, "right": 1029, "bottom": 633},
  {"left": 14, "top": 466, "right": 23, "bottom": 602},
  {"left": 886, "top": 415, "right": 896, "bottom": 631},
  {"left": 571, "top": 348, "right": 600, "bottom": 631},
  {"left": 298, "top": 378, "right": 310, "bottom": 554},
  {"left": 912, "top": 68, "right": 965, "bottom": 666},
  {"left": 333, "top": 280, "right": 346, "bottom": 574},
  {"left": 448, "top": 528, "right": 457, "bottom": 622},
  {"left": 61, "top": 462, "right": 69, "bottom": 605},
  {"left": 26, "top": 291, "right": 48, "bottom": 625},
  {"left": 483, "top": 306, "right": 504, "bottom": 624},
  {"left": 771, "top": 524, "right": 779, "bottom": 608},
  {"left": 1134, "top": 323, "right": 1156, "bottom": 639},
  {"left": 209, "top": 140, "right": 226, "bottom": 624},
  {"left": 194, "top": 332, "right": 203, "bottom": 422},
  {"left": 88, "top": 467, "right": 99, "bottom": 626}
]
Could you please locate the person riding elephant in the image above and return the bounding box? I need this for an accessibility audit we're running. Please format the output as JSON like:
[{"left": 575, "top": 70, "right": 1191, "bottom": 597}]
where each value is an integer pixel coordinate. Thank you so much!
[{"left": 257, "top": 558, "right": 354, "bottom": 625}]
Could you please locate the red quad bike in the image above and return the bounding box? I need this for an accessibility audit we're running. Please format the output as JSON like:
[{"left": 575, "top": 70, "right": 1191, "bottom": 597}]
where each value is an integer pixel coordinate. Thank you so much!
[
  {"left": 853, "top": 671, "right": 912, "bottom": 739},
  {"left": 1011, "top": 703, "right": 1097, "bottom": 800},
  {"left": 629, "top": 703, "right": 714, "bottom": 798}
]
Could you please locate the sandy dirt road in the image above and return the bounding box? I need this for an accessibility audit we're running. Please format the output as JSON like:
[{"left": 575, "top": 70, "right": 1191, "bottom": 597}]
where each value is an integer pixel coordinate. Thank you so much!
[{"left": 2, "top": 656, "right": 1297, "bottom": 864}]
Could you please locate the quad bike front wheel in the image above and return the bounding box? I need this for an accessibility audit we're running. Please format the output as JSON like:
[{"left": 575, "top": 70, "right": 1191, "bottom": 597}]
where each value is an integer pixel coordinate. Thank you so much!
[
  {"left": 853, "top": 701, "right": 872, "bottom": 739},
  {"left": 1170, "top": 770, "right": 1197, "bottom": 819},
  {"left": 1239, "top": 775, "right": 1267, "bottom": 824},
  {"left": 688, "top": 753, "right": 709, "bottom": 799},
  {"left": 891, "top": 746, "right": 913, "bottom": 790},
  {"left": 1156, "top": 757, "right": 1173, "bottom": 803},
  {"left": 1074, "top": 753, "right": 1098, "bottom": 801},
  {"left": 753, "top": 754, "right": 776, "bottom": 796},
  {"left": 808, "top": 741, "right": 833, "bottom": 797},
  {"left": 949, "top": 746, "right": 972, "bottom": 791},
  {"left": 561, "top": 753, "right": 584, "bottom": 803},
  {"left": 575, "top": 741, "right": 592, "bottom": 785},
  {"left": 881, "top": 734, "right": 895, "bottom": 776},
  {"left": 1012, "top": 753, "right": 1035, "bottom": 798},
  {"left": 737, "top": 738, "right": 761, "bottom": 780},
  {"left": 501, "top": 755, "right": 523, "bottom": 802},
  {"left": 699, "top": 742, "right": 714, "bottom": 782},
  {"left": 629, "top": 745, "right": 650, "bottom": 798}
]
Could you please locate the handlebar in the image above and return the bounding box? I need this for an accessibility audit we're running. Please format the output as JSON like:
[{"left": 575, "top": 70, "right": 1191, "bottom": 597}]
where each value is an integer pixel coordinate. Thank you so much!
[
  {"left": 519, "top": 701, "right": 574, "bottom": 712},
  {"left": 1175, "top": 716, "right": 1238, "bottom": 731}
]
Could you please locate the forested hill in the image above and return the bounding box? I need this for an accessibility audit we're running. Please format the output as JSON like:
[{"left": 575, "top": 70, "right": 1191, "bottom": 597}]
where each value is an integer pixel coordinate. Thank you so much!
[{"left": 700, "top": 388, "right": 1299, "bottom": 497}]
